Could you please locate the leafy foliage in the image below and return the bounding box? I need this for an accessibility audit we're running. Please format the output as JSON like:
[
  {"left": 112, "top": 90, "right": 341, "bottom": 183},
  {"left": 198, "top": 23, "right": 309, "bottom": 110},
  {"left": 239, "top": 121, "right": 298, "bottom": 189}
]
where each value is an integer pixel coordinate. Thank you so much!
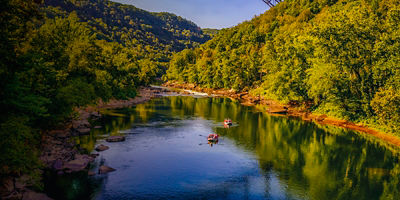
[
  {"left": 43, "top": 0, "right": 210, "bottom": 51},
  {"left": 202, "top": 28, "right": 220, "bottom": 37},
  {"left": 166, "top": 0, "right": 400, "bottom": 134},
  {"left": 0, "top": 0, "right": 210, "bottom": 176}
]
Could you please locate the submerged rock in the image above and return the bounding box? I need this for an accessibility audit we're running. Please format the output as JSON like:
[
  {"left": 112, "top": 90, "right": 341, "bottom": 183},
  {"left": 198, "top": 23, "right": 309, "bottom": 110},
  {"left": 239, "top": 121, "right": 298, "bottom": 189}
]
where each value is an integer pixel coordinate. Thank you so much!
[
  {"left": 95, "top": 144, "right": 109, "bottom": 152},
  {"left": 98, "top": 165, "right": 116, "bottom": 174},
  {"left": 106, "top": 136, "right": 126, "bottom": 142}
]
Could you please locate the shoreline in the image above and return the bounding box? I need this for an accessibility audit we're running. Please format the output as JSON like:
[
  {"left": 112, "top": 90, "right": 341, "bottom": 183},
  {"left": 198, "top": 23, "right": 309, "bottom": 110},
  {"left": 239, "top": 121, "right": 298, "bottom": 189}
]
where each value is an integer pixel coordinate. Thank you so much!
[
  {"left": 3, "top": 84, "right": 399, "bottom": 199},
  {"left": 0, "top": 86, "right": 171, "bottom": 200},
  {"left": 163, "top": 81, "right": 400, "bottom": 148}
]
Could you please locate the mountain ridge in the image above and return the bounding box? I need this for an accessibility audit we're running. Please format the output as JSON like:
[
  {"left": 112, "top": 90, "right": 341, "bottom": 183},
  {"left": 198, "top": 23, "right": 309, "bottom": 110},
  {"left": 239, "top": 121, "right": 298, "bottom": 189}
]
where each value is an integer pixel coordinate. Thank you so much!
[{"left": 43, "top": 0, "right": 210, "bottom": 51}]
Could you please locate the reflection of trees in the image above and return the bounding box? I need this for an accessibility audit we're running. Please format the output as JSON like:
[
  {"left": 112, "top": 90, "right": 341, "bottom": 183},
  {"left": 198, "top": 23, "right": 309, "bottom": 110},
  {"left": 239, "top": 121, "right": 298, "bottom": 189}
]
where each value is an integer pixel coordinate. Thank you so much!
[
  {"left": 163, "top": 96, "right": 400, "bottom": 199},
  {"left": 77, "top": 96, "right": 400, "bottom": 199}
]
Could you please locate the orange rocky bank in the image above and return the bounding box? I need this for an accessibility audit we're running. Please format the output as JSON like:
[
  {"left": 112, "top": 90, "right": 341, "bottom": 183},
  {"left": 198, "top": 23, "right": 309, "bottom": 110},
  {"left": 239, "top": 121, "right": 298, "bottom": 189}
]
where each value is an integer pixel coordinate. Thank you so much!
[{"left": 163, "top": 81, "right": 400, "bottom": 147}]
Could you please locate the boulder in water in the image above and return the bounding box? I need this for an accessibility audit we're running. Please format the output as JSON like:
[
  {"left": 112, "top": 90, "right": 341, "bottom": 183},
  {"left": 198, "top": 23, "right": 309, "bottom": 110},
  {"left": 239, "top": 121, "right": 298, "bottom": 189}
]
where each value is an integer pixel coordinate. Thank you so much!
[
  {"left": 106, "top": 136, "right": 125, "bottom": 142},
  {"left": 63, "top": 155, "right": 93, "bottom": 172},
  {"left": 98, "top": 165, "right": 116, "bottom": 174},
  {"left": 95, "top": 144, "right": 109, "bottom": 152}
]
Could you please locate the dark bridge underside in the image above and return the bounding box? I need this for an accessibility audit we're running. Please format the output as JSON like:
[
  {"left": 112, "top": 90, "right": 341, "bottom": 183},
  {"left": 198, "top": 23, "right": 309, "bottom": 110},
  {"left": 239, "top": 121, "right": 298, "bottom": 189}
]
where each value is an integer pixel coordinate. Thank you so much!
[{"left": 262, "top": 0, "right": 283, "bottom": 7}]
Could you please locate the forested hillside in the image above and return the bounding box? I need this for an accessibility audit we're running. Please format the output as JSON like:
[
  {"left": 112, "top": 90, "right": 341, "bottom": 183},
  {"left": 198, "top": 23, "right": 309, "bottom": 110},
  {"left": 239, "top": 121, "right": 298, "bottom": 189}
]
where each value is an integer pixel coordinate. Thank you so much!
[
  {"left": 44, "top": 0, "right": 210, "bottom": 51},
  {"left": 0, "top": 0, "right": 210, "bottom": 177},
  {"left": 202, "top": 28, "right": 220, "bottom": 37},
  {"left": 165, "top": 0, "right": 400, "bottom": 135}
]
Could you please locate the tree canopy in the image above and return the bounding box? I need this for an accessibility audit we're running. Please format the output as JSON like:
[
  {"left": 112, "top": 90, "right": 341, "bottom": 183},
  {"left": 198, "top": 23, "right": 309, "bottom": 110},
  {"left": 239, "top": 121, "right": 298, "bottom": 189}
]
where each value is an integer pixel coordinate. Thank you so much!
[
  {"left": 165, "top": 0, "right": 400, "bottom": 135},
  {"left": 0, "top": 0, "right": 211, "bottom": 176}
]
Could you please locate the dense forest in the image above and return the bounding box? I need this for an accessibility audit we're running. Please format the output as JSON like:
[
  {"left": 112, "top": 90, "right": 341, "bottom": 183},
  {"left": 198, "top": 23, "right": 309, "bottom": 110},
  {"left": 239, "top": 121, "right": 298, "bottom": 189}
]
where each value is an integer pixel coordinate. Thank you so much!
[
  {"left": 0, "top": 0, "right": 210, "bottom": 177},
  {"left": 202, "top": 28, "right": 220, "bottom": 38},
  {"left": 2, "top": 0, "right": 400, "bottom": 191},
  {"left": 43, "top": 0, "right": 210, "bottom": 51},
  {"left": 165, "top": 0, "right": 400, "bottom": 135}
]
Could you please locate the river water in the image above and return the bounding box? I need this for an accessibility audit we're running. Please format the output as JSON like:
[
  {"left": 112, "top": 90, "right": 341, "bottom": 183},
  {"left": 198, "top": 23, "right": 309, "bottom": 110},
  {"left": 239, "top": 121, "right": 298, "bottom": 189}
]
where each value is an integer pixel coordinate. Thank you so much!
[{"left": 44, "top": 96, "right": 400, "bottom": 200}]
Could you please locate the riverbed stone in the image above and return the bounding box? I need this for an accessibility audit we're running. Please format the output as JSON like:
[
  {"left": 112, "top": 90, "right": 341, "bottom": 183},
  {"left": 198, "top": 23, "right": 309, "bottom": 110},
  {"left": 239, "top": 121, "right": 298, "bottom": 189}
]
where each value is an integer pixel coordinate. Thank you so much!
[
  {"left": 75, "top": 128, "right": 91, "bottom": 135},
  {"left": 0, "top": 177, "right": 14, "bottom": 197},
  {"left": 3, "top": 192, "right": 23, "bottom": 200},
  {"left": 63, "top": 161, "right": 87, "bottom": 172},
  {"left": 63, "top": 155, "right": 92, "bottom": 172},
  {"left": 91, "top": 111, "right": 101, "bottom": 118},
  {"left": 267, "top": 107, "right": 288, "bottom": 114},
  {"left": 22, "top": 189, "right": 53, "bottom": 200},
  {"left": 52, "top": 159, "right": 63, "bottom": 171},
  {"left": 72, "top": 119, "right": 91, "bottom": 129},
  {"left": 106, "top": 136, "right": 126, "bottom": 142},
  {"left": 49, "top": 130, "right": 69, "bottom": 139},
  {"left": 15, "top": 175, "right": 32, "bottom": 190},
  {"left": 76, "top": 154, "right": 95, "bottom": 162},
  {"left": 316, "top": 114, "right": 328, "bottom": 122},
  {"left": 90, "top": 153, "right": 100, "bottom": 158},
  {"left": 98, "top": 165, "right": 116, "bottom": 174},
  {"left": 95, "top": 144, "right": 109, "bottom": 152}
]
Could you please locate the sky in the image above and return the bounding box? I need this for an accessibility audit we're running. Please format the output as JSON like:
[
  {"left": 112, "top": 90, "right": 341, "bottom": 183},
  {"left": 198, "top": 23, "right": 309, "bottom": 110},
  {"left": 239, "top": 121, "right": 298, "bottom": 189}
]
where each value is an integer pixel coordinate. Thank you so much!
[{"left": 112, "top": 0, "right": 269, "bottom": 29}]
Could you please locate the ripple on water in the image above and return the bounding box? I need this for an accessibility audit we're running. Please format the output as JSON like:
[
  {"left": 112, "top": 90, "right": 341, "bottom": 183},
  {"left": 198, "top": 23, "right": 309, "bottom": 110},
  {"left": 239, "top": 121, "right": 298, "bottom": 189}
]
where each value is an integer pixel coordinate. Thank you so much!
[{"left": 45, "top": 96, "right": 400, "bottom": 200}]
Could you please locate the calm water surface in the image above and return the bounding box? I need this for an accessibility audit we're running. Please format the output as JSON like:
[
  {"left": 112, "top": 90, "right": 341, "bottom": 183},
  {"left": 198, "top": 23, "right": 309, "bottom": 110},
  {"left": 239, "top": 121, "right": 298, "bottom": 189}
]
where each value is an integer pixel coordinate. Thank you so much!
[{"left": 44, "top": 96, "right": 400, "bottom": 200}]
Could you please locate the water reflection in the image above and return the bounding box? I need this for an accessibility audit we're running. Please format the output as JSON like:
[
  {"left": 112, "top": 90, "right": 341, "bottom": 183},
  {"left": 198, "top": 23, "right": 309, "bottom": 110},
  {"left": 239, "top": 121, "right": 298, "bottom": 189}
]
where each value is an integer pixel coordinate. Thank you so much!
[{"left": 48, "top": 96, "right": 400, "bottom": 200}]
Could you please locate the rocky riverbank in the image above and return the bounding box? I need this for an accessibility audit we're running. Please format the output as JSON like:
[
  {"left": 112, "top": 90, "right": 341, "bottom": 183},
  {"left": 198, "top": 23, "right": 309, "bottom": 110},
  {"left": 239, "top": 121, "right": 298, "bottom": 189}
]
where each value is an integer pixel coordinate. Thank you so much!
[
  {"left": 163, "top": 81, "right": 400, "bottom": 147},
  {"left": 0, "top": 86, "right": 171, "bottom": 200},
  {"left": 3, "top": 83, "right": 398, "bottom": 199}
]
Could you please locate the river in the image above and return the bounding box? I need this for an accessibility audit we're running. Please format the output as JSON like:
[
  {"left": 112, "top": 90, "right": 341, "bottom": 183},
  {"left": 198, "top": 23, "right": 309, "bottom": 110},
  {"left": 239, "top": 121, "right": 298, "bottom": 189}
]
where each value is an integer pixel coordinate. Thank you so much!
[{"left": 44, "top": 96, "right": 400, "bottom": 200}]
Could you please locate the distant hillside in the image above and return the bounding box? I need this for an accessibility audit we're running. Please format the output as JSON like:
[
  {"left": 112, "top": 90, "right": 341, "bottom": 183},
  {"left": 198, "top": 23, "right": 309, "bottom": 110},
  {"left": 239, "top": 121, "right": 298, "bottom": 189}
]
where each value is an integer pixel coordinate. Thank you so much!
[
  {"left": 1, "top": 0, "right": 215, "bottom": 176},
  {"left": 202, "top": 28, "right": 220, "bottom": 37},
  {"left": 43, "top": 0, "right": 211, "bottom": 51}
]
